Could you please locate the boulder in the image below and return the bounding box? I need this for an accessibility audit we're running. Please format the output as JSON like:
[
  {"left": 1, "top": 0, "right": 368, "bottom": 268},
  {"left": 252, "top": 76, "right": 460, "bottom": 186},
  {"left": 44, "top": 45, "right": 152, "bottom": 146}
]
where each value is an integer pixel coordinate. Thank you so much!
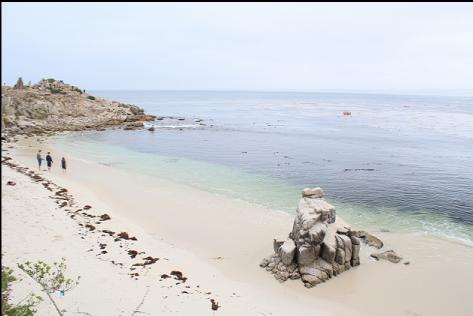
[
  {"left": 260, "top": 188, "right": 390, "bottom": 287},
  {"left": 308, "top": 223, "right": 327, "bottom": 245},
  {"left": 260, "top": 256, "right": 272, "bottom": 268},
  {"left": 321, "top": 241, "right": 336, "bottom": 263},
  {"left": 300, "top": 261, "right": 331, "bottom": 287},
  {"left": 371, "top": 250, "right": 402, "bottom": 263},
  {"left": 339, "top": 234, "right": 352, "bottom": 263},
  {"left": 352, "top": 230, "right": 384, "bottom": 249},
  {"left": 351, "top": 244, "right": 361, "bottom": 266},
  {"left": 301, "top": 272, "right": 324, "bottom": 287},
  {"left": 273, "top": 238, "right": 284, "bottom": 253},
  {"left": 350, "top": 236, "right": 361, "bottom": 266},
  {"left": 335, "top": 246, "right": 346, "bottom": 265},
  {"left": 303, "top": 198, "right": 336, "bottom": 224},
  {"left": 123, "top": 122, "right": 144, "bottom": 130},
  {"left": 126, "top": 104, "right": 145, "bottom": 115},
  {"left": 302, "top": 187, "right": 324, "bottom": 198},
  {"left": 297, "top": 245, "right": 317, "bottom": 265},
  {"left": 125, "top": 114, "right": 156, "bottom": 122},
  {"left": 279, "top": 239, "right": 296, "bottom": 265},
  {"left": 350, "top": 235, "right": 361, "bottom": 245}
]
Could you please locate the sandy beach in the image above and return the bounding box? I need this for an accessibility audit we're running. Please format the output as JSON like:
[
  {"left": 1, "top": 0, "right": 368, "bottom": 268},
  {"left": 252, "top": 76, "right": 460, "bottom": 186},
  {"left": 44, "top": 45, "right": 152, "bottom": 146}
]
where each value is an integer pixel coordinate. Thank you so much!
[
  {"left": 1, "top": 135, "right": 472, "bottom": 316},
  {"left": 4, "top": 2, "right": 473, "bottom": 315}
]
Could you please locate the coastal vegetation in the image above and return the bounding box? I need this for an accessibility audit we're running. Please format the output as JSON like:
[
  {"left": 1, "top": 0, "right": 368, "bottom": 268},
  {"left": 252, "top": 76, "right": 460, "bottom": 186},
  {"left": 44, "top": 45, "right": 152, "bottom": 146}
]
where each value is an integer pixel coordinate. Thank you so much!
[
  {"left": 2, "top": 264, "right": 41, "bottom": 316},
  {"left": 18, "top": 259, "right": 80, "bottom": 316},
  {"left": 2, "top": 258, "right": 79, "bottom": 316},
  {"left": 47, "top": 87, "right": 64, "bottom": 94}
]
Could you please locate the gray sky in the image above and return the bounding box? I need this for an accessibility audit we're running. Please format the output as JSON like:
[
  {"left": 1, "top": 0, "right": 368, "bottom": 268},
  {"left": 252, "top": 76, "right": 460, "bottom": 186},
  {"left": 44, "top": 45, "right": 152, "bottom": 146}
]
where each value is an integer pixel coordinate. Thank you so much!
[{"left": 2, "top": 2, "right": 473, "bottom": 90}]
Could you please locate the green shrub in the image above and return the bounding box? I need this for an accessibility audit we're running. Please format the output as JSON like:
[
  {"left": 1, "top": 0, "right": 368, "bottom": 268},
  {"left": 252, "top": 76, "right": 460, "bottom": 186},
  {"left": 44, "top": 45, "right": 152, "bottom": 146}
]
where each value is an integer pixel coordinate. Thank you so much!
[
  {"left": 18, "top": 258, "right": 80, "bottom": 316},
  {"left": 48, "top": 88, "right": 63, "bottom": 94},
  {"left": 46, "top": 78, "right": 55, "bottom": 83},
  {"left": 87, "top": 96, "right": 96, "bottom": 100},
  {"left": 2, "top": 264, "right": 42, "bottom": 316}
]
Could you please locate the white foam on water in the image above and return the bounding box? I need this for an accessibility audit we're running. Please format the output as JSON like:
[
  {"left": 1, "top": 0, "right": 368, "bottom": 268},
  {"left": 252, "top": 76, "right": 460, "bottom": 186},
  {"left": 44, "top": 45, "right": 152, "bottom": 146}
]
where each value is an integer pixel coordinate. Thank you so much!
[{"left": 145, "top": 123, "right": 204, "bottom": 129}]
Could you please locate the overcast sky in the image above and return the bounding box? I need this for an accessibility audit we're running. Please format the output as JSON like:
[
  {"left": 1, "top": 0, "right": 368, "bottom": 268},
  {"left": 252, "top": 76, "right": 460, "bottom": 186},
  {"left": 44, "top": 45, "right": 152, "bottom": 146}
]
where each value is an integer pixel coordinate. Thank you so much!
[{"left": 2, "top": 2, "right": 473, "bottom": 91}]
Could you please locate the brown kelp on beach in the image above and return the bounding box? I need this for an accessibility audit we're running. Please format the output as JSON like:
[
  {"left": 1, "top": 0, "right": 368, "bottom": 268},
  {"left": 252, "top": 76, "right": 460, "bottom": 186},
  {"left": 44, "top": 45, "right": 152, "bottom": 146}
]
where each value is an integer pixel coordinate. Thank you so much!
[{"left": 1, "top": 154, "right": 221, "bottom": 312}]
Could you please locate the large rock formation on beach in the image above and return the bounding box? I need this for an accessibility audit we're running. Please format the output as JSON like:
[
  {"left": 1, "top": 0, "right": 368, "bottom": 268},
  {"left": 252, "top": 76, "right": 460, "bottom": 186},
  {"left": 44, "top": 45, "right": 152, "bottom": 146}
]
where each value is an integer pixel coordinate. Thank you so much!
[
  {"left": 261, "top": 187, "right": 371, "bottom": 288},
  {"left": 1, "top": 78, "right": 156, "bottom": 136}
]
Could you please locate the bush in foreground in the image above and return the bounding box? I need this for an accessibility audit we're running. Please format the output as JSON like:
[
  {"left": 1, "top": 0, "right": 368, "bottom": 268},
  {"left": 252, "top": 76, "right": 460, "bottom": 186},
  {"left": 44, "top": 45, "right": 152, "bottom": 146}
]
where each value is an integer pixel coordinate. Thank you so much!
[
  {"left": 18, "top": 258, "right": 80, "bottom": 316},
  {"left": 2, "top": 264, "right": 42, "bottom": 316}
]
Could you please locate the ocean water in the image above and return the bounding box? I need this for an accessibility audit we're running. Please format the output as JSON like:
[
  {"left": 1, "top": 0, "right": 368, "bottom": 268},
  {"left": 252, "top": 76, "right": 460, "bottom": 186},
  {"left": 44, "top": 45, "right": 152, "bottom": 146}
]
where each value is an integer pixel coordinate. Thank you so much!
[{"left": 50, "top": 91, "right": 473, "bottom": 245}]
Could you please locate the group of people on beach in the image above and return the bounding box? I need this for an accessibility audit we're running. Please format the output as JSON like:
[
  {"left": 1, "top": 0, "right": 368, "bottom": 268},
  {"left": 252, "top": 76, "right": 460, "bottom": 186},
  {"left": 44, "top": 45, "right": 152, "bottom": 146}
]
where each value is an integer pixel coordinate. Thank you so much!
[{"left": 36, "top": 150, "right": 66, "bottom": 172}]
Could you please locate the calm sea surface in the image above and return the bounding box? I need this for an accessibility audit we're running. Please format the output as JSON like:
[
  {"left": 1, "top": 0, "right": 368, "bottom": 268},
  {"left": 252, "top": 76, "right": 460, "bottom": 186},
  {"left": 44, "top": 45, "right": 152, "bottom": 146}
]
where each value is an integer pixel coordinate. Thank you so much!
[{"left": 51, "top": 91, "right": 473, "bottom": 244}]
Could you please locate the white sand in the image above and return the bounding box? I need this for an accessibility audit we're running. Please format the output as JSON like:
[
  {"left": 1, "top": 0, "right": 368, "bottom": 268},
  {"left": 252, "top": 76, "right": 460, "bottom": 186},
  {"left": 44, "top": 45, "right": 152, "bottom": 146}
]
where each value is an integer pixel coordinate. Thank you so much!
[{"left": 2, "top": 136, "right": 473, "bottom": 315}]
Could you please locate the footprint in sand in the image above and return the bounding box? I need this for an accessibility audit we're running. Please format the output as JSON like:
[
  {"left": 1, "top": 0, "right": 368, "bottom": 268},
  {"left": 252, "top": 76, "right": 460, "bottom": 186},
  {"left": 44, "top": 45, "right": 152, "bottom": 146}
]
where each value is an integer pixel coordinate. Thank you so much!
[{"left": 52, "top": 235, "right": 64, "bottom": 242}]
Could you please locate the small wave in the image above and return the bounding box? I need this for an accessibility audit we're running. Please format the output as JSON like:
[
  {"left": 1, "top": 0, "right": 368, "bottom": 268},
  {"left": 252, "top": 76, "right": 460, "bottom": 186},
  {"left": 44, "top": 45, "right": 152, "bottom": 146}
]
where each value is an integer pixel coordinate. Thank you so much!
[{"left": 146, "top": 124, "right": 204, "bottom": 129}]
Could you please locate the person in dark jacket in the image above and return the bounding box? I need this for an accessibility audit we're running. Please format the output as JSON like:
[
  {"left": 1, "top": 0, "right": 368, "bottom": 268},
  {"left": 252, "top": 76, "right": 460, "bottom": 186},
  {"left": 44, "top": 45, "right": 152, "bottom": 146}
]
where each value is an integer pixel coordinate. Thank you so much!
[
  {"left": 36, "top": 150, "right": 43, "bottom": 171},
  {"left": 61, "top": 157, "right": 67, "bottom": 173},
  {"left": 46, "top": 152, "right": 53, "bottom": 171}
]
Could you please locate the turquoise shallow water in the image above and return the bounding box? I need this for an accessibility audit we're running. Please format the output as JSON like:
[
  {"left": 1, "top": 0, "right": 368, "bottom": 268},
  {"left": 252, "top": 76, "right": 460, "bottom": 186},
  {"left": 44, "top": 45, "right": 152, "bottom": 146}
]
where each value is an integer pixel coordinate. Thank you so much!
[
  {"left": 50, "top": 137, "right": 302, "bottom": 211},
  {"left": 51, "top": 131, "right": 473, "bottom": 246},
  {"left": 48, "top": 90, "right": 473, "bottom": 245}
]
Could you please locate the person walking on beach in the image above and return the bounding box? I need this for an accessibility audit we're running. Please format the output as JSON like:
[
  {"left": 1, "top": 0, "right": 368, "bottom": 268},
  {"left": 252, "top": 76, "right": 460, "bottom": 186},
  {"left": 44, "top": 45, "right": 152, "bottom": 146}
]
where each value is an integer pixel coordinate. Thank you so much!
[
  {"left": 36, "top": 150, "right": 43, "bottom": 171},
  {"left": 61, "top": 157, "right": 67, "bottom": 173},
  {"left": 45, "top": 152, "right": 53, "bottom": 171}
]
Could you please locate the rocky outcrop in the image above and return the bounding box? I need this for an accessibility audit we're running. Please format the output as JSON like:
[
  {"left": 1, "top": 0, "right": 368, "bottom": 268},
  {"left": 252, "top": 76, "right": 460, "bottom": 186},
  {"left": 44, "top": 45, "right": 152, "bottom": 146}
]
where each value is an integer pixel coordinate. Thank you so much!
[
  {"left": 1, "top": 78, "right": 155, "bottom": 137},
  {"left": 123, "top": 122, "right": 144, "bottom": 130},
  {"left": 118, "top": 103, "right": 144, "bottom": 115},
  {"left": 260, "top": 188, "right": 367, "bottom": 288},
  {"left": 371, "top": 250, "right": 402, "bottom": 263},
  {"left": 351, "top": 230, "right": 384, "bottom": 249},
  {"left": 125, "top": 114, "right": 156, "bottom": 122}
]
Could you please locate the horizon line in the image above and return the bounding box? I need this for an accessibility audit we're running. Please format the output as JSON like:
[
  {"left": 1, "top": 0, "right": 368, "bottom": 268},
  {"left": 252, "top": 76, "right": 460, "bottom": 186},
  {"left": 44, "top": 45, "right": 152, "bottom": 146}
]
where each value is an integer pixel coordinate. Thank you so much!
[
  {"left": 3, "top": 84, "right": 473, "bottom": 97},
  {"left": 86, "top": 88, "right": 473, "bottom": 98}
]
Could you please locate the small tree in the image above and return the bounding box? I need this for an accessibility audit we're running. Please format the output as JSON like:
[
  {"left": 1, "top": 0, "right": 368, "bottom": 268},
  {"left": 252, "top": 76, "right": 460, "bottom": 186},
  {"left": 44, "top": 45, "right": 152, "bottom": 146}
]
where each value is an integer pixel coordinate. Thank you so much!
[{"left": 17, "top": 258, "right": 80, "bottom": 316}]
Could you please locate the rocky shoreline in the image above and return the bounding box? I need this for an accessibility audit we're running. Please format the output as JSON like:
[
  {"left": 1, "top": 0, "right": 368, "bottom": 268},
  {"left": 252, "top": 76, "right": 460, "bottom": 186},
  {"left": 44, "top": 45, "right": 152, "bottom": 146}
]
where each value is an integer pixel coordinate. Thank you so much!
[{"left": 1, "top": 78, "right": 156, "bottom": 140}]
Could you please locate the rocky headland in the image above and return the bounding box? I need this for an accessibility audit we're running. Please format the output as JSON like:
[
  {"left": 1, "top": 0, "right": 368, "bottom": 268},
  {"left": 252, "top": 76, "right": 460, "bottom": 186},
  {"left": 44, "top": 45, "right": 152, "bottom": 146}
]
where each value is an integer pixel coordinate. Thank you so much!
[{"left": 1, "top": 78, "right": 156, "bottom": 139}]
